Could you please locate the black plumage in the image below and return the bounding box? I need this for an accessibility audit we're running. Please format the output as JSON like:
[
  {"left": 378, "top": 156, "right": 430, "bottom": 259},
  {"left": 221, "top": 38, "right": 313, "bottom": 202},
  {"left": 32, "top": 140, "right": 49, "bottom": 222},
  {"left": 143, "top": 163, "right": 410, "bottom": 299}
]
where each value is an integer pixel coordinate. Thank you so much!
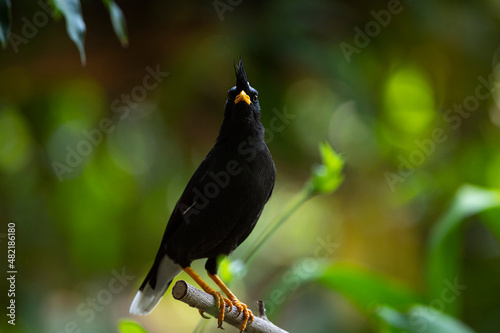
[{"left": 131, "top": 61, "right": 276, "bottom": 331}]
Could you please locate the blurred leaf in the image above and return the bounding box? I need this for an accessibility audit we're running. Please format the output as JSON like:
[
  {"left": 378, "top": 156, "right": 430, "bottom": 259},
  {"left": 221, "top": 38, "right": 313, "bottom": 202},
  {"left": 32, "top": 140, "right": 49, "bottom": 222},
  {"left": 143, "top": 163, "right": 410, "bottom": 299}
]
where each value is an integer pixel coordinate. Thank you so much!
[
  {"left": 309, "top": 141, "right": 344, "bottom": 194},
  {"left": 54, "top": 0, "right": 86, "bottom": 65},
  {"left": 287, "top": 80, "right": 339, "bottom": 152},
  {"left": 103, "top": 0, "right": 128, "bottom": 47},
  {"left": 383, "top": 66, "right": 435, "bottom": 148},
  {"left": 264, "top": 261, "right": 421, "bottom": 323},
  {"left": 317, "top": 262, "right": 421, "bottom": 313},
  {"left": 217, "top": 257, "right": 247, "bottom": 285},
  {"left": 427, "top": 184, "right": 500, "bottom": 315},
  {"left": 0, "top": 0, "right": 11, "bottom": 47},
  {"left": 51, "top": 149, "right": 134, "bottom": 273},
  {"left": 376, "top": 305, "right": 475, "bottom": 333},
  {"left": 0, "top": 107, "right": 32, "bottom": 173},
  {"left": 218, "top": 256, "right": 233, "bottom": 283},
  {"left": 481, "top": 208, "right": 500, "bottom": 241},
  {"left": 118, "top": 320, "right": 150, "bottom": 333},
  {"left": 376, "top": 306, "right": 413, "bottom": 332},
  {"left": 48, "top": 0, "right": 63, "bottom": 20}
]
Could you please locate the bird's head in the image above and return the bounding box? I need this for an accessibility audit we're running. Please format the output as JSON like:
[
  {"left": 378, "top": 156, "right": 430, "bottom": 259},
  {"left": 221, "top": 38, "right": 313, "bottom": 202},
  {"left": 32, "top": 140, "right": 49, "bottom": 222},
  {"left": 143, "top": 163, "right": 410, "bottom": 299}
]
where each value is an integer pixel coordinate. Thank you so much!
[{"left": 224, "top": 60, "right": 261, "bottom": 124}]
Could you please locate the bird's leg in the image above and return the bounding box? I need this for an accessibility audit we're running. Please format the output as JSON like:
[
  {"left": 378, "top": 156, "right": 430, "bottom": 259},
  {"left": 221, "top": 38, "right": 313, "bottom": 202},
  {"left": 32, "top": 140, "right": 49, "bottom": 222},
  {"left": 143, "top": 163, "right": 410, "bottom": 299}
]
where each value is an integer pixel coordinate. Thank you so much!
[
  {"left": 182, "top": 267, "right": 231, "bottom": 328},
  {"left": 207, "top": 272, "right": 255, "bottom": 332}
]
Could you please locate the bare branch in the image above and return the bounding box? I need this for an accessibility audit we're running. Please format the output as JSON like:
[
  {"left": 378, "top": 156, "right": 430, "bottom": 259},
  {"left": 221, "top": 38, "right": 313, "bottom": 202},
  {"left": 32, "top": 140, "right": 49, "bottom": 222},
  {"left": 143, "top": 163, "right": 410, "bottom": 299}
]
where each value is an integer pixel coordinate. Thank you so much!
[
  {"left": 257, "top": 300, "right": 268, "bottom": 320},
  {"left": 172, "top": 280, "right": 289, "bottom": 333}
]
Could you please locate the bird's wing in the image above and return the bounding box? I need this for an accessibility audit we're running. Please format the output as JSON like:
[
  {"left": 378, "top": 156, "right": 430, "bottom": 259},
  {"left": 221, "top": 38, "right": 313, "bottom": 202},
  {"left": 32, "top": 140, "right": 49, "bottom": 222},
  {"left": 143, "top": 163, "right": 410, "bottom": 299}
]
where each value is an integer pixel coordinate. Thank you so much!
[{"left": 265, "top": 181, "right": 275, "bottom": 203}]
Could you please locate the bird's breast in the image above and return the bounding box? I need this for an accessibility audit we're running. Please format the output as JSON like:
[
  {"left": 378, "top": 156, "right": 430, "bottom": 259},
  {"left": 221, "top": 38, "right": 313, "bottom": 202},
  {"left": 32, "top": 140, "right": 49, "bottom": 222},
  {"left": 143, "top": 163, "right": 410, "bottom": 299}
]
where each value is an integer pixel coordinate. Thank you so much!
[{"left": 213, "top": 139, "right": 274, "bottom": 197}]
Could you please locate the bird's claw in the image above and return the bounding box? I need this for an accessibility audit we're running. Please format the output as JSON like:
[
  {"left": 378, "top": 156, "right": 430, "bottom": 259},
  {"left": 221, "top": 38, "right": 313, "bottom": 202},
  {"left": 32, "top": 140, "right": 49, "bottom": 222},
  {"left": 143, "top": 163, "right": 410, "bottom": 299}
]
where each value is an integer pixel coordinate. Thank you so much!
[
  {"left": 205, "top": 292, "right": 253, "bottom": 331},
  {"left": 198, "top": 309, "right": 210, "bottom": 319},
  {"left": 230, "top": 299, "right": 254, "bottom": 332},
  {"left": 208, "top": 290, "right": 232, "bottom": 329}
]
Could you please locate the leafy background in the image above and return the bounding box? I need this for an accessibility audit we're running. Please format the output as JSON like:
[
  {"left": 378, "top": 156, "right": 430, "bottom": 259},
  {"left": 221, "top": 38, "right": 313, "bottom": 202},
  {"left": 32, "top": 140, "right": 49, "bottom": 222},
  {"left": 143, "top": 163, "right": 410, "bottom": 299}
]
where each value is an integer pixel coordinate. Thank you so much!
[{"left": 1, "top": 0, "right": 500, "bottom": 332}]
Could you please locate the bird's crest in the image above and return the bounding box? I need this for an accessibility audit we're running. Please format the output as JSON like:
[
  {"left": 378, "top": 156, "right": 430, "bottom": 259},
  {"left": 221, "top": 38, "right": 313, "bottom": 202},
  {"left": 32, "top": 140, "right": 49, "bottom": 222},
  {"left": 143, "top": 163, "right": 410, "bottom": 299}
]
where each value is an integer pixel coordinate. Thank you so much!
[{"left": 235, "top": 59, "right": 248, "bottom": 92}]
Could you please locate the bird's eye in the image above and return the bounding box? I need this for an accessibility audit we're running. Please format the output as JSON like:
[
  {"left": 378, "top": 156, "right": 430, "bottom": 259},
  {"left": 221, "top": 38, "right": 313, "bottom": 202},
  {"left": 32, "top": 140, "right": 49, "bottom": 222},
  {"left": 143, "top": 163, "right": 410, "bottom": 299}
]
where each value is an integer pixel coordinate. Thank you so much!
[{"left": 253, "top": 95, "right": 258, "bottom": 102}]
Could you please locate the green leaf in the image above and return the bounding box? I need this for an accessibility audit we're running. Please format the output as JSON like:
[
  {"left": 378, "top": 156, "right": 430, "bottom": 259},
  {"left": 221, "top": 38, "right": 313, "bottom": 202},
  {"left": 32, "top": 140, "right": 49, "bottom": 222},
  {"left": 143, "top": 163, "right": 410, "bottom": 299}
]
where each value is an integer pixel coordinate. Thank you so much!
[
  {"left": 117, "top": 319, "right": 150, "bottom": 333},
  {"left": 376, "top": 305, "right": 414, "bottom": 332},
  {"left": 427, "top": 184, "right": 500, "bottom": 315},
  {"left": 48, "top": 0, "right": 63, "bottom": 20},
  {"left": 0, "top": 0, "right": 11, "bottom": 47},
  {"left": 103, "top": 0, "right": 128, "bottom": 47},
  {"left": 264, "top": 261, "right": 420, "bottom": 322},
  {"left": 377, "top": 305, "right": 475, "bottom": 333},
  {"left": 480, "top": 208, "right": 500, "bottom": 242},
  {"left": 317, "top": 262, "right": 421, "bottom": 313},
  {"left": 54, "top": 0, "right": 86, "bottom": 65},
  {"left": 309, "top": 141, "right": 344, "bottom": 194}
]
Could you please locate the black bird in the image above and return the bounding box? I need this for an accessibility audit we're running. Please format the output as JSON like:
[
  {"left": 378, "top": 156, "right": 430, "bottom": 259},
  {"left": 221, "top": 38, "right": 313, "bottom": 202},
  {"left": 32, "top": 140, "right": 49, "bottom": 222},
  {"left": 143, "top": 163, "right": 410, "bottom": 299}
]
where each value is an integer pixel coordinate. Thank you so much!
[{"left": 130, "top": 60, "right": 276, "bottom": 332}]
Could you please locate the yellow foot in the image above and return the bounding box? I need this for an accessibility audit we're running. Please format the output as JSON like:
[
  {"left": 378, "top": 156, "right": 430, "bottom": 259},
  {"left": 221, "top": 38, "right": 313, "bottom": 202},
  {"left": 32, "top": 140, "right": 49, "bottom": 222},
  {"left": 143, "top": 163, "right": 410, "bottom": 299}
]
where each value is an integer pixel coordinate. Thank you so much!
[
  {"left": 203, "top": 290, "right": 232, "bottom": 328},
  {"left": 230, "top": 298, "right": 254, "bottom": 332},
  {"left": 198, "top": 309, "right": 210, "bottom": 319}
]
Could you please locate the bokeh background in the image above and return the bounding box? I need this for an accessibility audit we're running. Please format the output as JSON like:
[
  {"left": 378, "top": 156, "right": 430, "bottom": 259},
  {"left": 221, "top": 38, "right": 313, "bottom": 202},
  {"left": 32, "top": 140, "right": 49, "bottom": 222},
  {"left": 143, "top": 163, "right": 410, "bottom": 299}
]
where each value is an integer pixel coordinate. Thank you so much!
[{"left": 1, "top": 0, "right": 500, "bottom": 332}]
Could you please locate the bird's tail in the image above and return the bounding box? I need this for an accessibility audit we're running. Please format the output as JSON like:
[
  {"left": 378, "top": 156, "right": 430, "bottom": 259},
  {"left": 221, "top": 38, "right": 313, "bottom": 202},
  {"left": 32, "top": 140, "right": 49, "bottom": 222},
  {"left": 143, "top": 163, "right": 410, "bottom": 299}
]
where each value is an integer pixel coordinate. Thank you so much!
[{"left": 129, "top": 255, "right": 182, "bottom": 315}]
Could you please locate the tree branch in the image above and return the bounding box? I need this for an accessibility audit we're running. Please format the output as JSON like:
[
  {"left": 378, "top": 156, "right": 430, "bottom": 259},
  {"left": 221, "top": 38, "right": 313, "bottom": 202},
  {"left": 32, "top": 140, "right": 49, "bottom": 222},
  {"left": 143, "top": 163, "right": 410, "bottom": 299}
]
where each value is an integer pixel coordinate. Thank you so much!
[{"left": 172, "top": 280, "right": 289, "bottom": 333}]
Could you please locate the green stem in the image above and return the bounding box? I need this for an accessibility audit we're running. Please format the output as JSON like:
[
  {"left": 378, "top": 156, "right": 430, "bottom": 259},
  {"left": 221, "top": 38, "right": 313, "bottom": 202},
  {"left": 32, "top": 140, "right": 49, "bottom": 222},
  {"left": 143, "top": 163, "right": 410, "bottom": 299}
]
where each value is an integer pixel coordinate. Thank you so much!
[{"left": 241, "top": 186, "right": 315, "bottom": 265}]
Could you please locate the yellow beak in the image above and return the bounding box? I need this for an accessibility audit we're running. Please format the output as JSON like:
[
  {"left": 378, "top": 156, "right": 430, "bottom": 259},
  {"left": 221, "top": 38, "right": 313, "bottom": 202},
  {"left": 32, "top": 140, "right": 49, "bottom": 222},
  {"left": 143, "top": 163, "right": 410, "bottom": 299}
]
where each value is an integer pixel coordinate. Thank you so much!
[{"left": 234, "top": 90, "right": 251, "bottom": 105}]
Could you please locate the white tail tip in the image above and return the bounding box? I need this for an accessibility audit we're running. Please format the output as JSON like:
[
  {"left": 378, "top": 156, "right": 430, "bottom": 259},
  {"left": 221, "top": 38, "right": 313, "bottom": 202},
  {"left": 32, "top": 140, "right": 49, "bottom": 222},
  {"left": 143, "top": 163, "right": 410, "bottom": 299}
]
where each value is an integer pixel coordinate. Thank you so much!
[
  {"left": 129, "top": 256, "right": 181, "bottom": 315},
  {"left": 129, "top": 287, "right": 158, "bottom": 315}
]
